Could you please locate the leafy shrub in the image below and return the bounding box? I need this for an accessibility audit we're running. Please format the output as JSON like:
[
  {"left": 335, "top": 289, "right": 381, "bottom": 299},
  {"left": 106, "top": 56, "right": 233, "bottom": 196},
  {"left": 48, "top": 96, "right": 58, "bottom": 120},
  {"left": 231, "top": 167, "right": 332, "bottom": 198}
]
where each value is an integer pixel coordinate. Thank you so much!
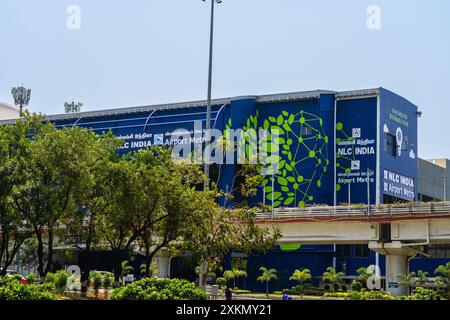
[
  {"left": 26, "top": 273, "right": 38, "bottom": 285},
  {"left": 345, "top": 289, "right": 394, "bottom": 300},
  {"left": 103, "top": 273, "right": 113, "bottom": 289},
  {"left": 54, "top": 270, "right": 70, "bottom": 294},
  {"left": 323, "top": 292, "right": 350, "bottom": 298},
  {"left": 351, "top": 280, "right": 363, "bottom": 292},
  {"left": 284, "top": 285, "right": 324, "bottom": 296},
  {"left": 273, "top": 291, "right": 283, "bottom": 295},
  {"left": 231, "top": 289, "right": 251, "bottom": 294},
  {"left": 103, "top": 272, "right": 113, "bottom": 299},
  {"left": 303, "top": 288, "right": 324, "bottom": 296},
  {"left": 109, "top": 278, "right": 209, "bottom": 300},
  {"left": 0, "top": 276, "right": 55, "bottom": 300},
  {"left": 44, "top": 272, "right": 56, "bottom": 284},
  {"left": 406, "top": 287, "right": 445, "bottom": 300},
  {"left": 40, "top": 282, "right": 57, "bottom": 294},
  {"left": 91, "top": 272, "right": 103, "bottom": 297}
]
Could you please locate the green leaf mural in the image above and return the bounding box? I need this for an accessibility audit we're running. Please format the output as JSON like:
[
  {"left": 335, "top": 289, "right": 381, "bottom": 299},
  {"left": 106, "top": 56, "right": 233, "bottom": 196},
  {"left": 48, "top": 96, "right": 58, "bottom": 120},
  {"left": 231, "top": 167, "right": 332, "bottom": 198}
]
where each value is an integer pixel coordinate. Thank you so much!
[{"left": 225, "top": 109, "right": 329, "bottom": 209}]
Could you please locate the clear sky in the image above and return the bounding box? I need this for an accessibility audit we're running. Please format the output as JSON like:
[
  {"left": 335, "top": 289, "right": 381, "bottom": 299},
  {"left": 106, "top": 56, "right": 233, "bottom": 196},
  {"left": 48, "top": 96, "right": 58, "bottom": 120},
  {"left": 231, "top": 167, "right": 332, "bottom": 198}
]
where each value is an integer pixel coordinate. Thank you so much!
[{"left": 1, "top": 0, "right": 449, "bottom": 159}]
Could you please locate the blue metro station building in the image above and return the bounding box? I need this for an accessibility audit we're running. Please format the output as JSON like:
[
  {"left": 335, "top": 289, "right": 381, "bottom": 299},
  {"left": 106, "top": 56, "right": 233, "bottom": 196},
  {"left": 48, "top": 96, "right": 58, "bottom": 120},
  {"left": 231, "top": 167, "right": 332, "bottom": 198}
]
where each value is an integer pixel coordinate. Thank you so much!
[{"left": 3, "top": 87, "right": 449, "bottom": 292}]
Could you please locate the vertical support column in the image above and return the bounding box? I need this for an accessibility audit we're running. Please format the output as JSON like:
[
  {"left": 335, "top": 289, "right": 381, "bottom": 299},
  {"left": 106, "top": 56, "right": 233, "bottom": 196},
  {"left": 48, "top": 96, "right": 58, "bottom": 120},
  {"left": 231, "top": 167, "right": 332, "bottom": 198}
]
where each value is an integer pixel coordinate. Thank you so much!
[
  {"left": 385, "top": 254, "right": 408, "bottom": 296},
  {"left": 369, "top": 241, "right": 421, "bottom": 296},
  {"left": 156, "top": 254, "right": 171, "bottom": 279}
]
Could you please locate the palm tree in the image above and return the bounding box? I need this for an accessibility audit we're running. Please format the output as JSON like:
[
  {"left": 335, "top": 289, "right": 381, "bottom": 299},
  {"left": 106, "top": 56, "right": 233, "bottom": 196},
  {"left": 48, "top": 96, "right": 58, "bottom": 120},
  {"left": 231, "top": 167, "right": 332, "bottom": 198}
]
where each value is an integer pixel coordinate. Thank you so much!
[
  {"left": 416, "top": 270, "right": 429, "bottom": 287},
  {"left": 435, "top": 262, "right": 450, "bottom": 299},
  {"left": 356, "top": 266, "right": 373, "bottom": 288},
  {"left": 223, "top": 269, "right": 247, "bottom": 289},
  {"left": 289, "top": 268, "right": 312, "bottom": 297},
  {"left": 257, "top": 267, "right": 277, "bottom": 295},
  {"left": 322, "top": 267, "right": 344, "bottom": 292},
  {"left": 223, "top": 270, "right": 235, "bottom": 288},
  {"left": 232, "top": 269, "right": 247, "bottom": 289},
  {"left": 398, "top": 272, "right": 416, "bottom": 295}
]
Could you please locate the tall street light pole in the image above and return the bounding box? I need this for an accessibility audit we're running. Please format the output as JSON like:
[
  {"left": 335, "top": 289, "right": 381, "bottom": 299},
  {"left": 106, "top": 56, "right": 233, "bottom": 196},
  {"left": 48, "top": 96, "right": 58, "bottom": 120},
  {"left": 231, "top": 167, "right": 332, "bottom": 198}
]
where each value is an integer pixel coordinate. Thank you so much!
[
  {"left": 203, "top": 0, "right": 222, "bottom": 191},
  {"left": 199, "top": 0, "right": 222, "bottom": 290}
]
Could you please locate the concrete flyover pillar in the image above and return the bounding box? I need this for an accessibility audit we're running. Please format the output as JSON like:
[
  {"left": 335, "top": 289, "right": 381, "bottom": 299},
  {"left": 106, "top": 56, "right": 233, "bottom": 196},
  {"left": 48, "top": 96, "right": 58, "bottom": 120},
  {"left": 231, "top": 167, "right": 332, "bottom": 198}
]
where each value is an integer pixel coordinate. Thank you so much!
[
  {"left": 369, "top": 241, "right": 423, "bottom": 296},
  {"left": 156, "top": 250, "right": 172, "bottom": 279},
  {"left": 385, "top": 254, "right": 408, "bottom": 296}
]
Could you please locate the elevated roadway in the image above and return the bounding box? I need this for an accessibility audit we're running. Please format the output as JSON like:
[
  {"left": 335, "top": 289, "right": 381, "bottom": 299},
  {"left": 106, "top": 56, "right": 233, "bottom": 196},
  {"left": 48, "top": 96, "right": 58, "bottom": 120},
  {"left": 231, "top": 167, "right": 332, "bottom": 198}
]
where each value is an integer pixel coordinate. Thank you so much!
[{"left": 256, "top": 202, "right": 450, "bottom": 296}]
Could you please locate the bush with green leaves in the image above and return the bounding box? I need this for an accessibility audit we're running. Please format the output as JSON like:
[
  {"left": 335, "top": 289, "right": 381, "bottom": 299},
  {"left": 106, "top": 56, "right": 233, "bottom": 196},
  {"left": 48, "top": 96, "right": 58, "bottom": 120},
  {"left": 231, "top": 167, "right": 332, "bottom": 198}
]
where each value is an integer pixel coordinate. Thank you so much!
[
  {"left": 53, "top": 270, "right": 70, "bottom": 294},
  {"left": 323, "top": 292, "right": 350, "bottom": 298},
  {"left": 231, "top": 289, "right": 251, "bottom": 294},
  {"left": 345, "top": 289, "right": 394, "bottom": 300},
  {"left": 109, "top": 278, "right": 209, "bottom": 300},
  {"left": 25, "top": 273, "right": 38, "bottom": 285},
  {"left": 406, "top": 287, "right": 445, "bottom": 300},
  {"left": 350, "top": 280, "right": 363, "bottom": 292},
  {"left": 103, "top": 272, "right": 113, "bottom": 290},
  {"left": 102, "top": 272, "right": 113, "bottom": 299},
  {"left": 284, "top": 284, "right": 324, "bottom": 296},
  {"left": 91, "top": 272, "right": 103, "bottom": 297},
  {"left": 44, "top": 272, "right": 56, "bottom": 285},
  {"left": 0, "top": 276, "right": 55, "bottom": 300}
]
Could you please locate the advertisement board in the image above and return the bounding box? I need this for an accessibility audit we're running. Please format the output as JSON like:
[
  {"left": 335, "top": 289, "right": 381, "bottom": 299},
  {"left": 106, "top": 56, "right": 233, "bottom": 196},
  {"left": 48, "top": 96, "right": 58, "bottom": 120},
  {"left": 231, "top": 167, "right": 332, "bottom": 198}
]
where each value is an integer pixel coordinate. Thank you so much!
[{"left": 335, "top": 97, "right": 378, "bottom": 205}]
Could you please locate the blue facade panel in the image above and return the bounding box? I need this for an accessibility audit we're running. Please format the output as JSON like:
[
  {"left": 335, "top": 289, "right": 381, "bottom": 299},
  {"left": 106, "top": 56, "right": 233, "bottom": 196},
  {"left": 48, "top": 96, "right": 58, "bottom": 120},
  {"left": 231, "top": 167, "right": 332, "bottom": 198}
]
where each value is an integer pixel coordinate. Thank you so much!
[
  {"left": 335, "top": 97, "right": 378, "bottom": 205},
  {"left": 380, "top": 88, "right": 418, "bottom": 202}
]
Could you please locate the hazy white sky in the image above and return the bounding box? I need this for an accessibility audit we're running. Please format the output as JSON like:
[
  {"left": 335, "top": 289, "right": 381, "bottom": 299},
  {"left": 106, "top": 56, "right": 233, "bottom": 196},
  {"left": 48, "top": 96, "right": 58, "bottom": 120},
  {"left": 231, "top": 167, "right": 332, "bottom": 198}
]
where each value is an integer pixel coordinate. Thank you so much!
[{"left": 1, "top": 0, "right": 449, "bottom": 159}]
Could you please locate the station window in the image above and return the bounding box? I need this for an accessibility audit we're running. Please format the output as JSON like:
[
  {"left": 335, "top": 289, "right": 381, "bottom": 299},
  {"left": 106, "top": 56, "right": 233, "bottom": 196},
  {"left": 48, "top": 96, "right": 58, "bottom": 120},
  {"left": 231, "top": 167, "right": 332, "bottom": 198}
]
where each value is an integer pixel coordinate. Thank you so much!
[
  {"left": 354, "top": 244, "right": 371, "bottom": 258},
  {"left": 425, "top": 244, "right": 450, "bottom": 258},
  {"left": 336, "top": 245, "right": 351, "bottom": 257},
  {"left": 386, "top": 134, "right": 397, "bottom": 157}
]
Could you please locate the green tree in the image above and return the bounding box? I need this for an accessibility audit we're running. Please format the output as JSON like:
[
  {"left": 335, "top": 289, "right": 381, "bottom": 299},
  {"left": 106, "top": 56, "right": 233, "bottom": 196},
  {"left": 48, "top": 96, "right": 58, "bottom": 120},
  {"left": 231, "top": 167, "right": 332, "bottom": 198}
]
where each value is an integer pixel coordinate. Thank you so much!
[
  {"left": 356, "top": 267, "right": 372, "bottom": 288},
  {"left": 216, "top": 277, "right": 227, "bottom": 289},
  {"left": 223, "top": 270, "right": 235, "bottom": 287},
  {"left": 53, "top": 270, "right": 70, "bottom": 295},
  {"left": 140, "top": 261, "right": 158, "bottom": 277},
  {"left": 289, "top": 268, "right": 312, "bottom": 297},
  {"left": 17, "top": 239, "right": 39, "bottom": 274},
  {"left": 222, "top": 269, "right": 247, "bottom": 289},
  {"left": 398, "top": 272, "right": 417, "bottom": 295},
  {"left": 257, "top": 267, "right": 278, "bottom": 295},
  {"left": 103, "top": 272, "right": 113, "bottom": 299},
  {"left": 11, "top": 115, "right": 97, "bottom": 279},
  {"left": 63, "top": 129, "right": 122, "bottom": 295},
  {"left": 130, "top": 147, "right": 205, "bottom": 278},
  {"left": 96, "top": 157, "right": 141, "bottom": 286},
  {"left": 416, "top": 270, "right": 429, "bottom": 287},
  {"left": 322, "top": 267, "right": 344, "bottom": 292},
  {"left": 91, "top": 272, "right": 103, "bottom": 298},
  {"left": 181, "top": 191, "right": 280, "bottom": 289},
  {"left": 435, "top": 262, "right": 450, "bottom": 299},
  {"left": 0, "top": 118, "right": 34, "bottom": 275},
  {"left": 232, "top": 269, "right": 247, "bottom": 289},
  {"left": 121, "top": 260, "right": 134, "bottom": 278}
]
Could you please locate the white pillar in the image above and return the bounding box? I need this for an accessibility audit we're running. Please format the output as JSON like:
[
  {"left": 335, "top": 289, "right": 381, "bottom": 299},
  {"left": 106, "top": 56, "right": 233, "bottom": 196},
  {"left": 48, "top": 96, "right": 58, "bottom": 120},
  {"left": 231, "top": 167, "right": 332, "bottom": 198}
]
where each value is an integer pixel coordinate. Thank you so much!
[
  {"left": 385, "top": 254, "right": 408, "bottom": 296},
  {"left": 369, "top": 241, "right": 421, "bottom": 297},
  {"left": 156, "top": 255, "right": 171, "bottom": 279}
]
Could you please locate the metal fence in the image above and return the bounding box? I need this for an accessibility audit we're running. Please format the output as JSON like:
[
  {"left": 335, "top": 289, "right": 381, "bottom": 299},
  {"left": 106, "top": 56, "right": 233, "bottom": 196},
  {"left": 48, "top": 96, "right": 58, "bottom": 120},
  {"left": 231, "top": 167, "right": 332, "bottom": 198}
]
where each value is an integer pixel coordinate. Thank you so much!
[{"left": 256, "top": 202, "right": 450, "bottom": 220}]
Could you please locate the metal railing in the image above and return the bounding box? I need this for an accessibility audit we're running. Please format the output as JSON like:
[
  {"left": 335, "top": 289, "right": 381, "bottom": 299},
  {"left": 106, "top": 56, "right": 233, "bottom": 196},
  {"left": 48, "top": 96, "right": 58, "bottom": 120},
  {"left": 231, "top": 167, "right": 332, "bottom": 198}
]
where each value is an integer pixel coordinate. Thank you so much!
[{"left": 256, "top": 202, "right": 450, "bottom": 220}]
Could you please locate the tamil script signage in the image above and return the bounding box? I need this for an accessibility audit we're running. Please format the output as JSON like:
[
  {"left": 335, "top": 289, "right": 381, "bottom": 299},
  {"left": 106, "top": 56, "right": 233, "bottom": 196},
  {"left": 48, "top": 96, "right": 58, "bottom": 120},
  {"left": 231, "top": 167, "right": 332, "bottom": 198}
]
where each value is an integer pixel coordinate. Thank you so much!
[{"left": 383, "top": 169, "right": 415, "bottom": 201}]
